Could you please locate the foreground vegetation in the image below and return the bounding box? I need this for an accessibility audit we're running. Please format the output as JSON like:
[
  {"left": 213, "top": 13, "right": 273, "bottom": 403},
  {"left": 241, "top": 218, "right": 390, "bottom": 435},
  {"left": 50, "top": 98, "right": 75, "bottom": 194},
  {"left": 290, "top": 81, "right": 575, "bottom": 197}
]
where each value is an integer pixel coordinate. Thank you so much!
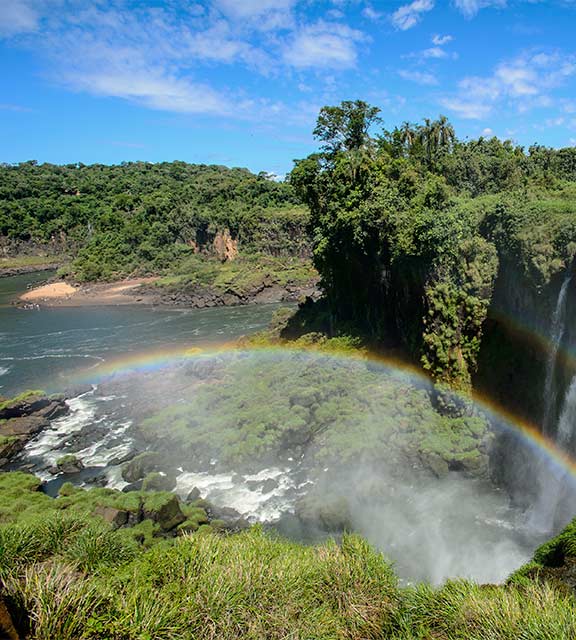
[{"left": 0, "top": 471, "right": 575, "bottom": 639}]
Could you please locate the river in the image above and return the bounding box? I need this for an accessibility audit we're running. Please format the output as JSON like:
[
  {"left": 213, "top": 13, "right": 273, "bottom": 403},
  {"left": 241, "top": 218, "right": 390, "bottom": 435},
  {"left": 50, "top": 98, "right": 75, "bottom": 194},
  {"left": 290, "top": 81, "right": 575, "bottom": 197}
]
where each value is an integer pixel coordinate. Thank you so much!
[{"left": 0, "top": 272, "right": 281, "bottom": 397}]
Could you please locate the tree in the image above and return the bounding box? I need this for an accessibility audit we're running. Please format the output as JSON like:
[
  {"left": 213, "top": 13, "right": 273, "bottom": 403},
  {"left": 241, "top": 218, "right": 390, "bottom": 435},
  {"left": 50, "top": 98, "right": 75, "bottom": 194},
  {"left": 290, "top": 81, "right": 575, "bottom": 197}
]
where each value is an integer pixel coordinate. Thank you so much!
[
  {"left": 313, "top": 100, "right": 382, "bottom": 155},
  {"left": 417, "top": 116, "right": 456, "bottom": 166}
]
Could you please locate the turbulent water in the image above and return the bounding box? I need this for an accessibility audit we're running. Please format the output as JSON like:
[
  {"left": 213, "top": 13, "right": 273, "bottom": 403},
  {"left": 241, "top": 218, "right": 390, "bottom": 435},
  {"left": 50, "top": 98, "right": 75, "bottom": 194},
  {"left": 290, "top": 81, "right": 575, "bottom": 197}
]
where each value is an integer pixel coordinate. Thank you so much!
[{"left": 0, "top": 272, "right": 552, "bottom": 585}]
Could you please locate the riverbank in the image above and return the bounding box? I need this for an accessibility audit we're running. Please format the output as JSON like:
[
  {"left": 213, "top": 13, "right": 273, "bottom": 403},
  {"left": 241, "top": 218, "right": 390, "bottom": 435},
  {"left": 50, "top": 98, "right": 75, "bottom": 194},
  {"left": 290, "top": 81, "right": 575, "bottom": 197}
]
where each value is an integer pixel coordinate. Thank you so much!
[
  {"left": 19, "top": 278, "right": 158, "bottom": 307},
  {"left": 16, "top": 256, "right": 320, "bottom": 309}
]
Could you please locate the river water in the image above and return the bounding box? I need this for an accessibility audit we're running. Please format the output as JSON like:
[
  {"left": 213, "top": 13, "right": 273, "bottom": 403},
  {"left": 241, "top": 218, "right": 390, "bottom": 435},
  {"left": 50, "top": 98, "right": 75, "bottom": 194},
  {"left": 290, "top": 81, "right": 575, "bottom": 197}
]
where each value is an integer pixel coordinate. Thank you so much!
[
  {"left": 0, "top": 272, "right": 541, "bottom": 584},
  {"left": 0, "top": 273, "right": 280, "bottom": 397}
]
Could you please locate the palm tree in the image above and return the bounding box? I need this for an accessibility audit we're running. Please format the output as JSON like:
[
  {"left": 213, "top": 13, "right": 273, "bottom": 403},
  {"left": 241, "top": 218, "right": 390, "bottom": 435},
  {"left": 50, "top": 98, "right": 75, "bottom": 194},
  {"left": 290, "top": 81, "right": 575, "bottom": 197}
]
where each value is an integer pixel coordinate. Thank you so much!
[
  {"left": 398, "top": 121, "right": 416, "bottom": 151},
  {"left": 417, "top": 116, "right": 456, "bottom": 166},
  {"left": 436, "top": 115, "right": 455, "bottom": 151}
]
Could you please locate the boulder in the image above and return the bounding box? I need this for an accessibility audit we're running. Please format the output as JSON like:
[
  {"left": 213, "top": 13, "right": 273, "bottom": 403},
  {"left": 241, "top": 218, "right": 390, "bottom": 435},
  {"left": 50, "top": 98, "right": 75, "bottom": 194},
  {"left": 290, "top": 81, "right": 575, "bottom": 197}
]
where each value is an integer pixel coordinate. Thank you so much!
[
  {"left": 34, "top": 398, "right": 69, "bottom": 421},
  {"left": 142, "top": 472, "right": 177, "bottom": 492},
  {"left": 143, "top": 493, "right": 186, "bottom": 531},
  {"left": 296, "top": 494, "right": 352, "bottom": 532},
  {"left": 121, "top": 452, "right": 161, "bottom": 483},
  {"left": 0, "top": 436, "right": 24, "bottom": 465},
  {"left": 122, "top": 480, "right": 144, "bottom": 493},
  {"left": 261, "top": 478, "right": 279, "bottom": 494},
  {"left": 185, "top": 486, "right": 202, "bottom": 502},
  {"left": 420, "top": 450, "right": 450, "bottom": 479},
  {"left": 0, "top": 394, "right": 52, "bottom": 419},
  {"left": 93, "top": 505, "right": 130, "bottom": 528},
  {"left": 56, "top": 454, "right": 85, "bottom": 474},
  {"left": 0, "top": 416, "right": 48, "bottom": 438}
]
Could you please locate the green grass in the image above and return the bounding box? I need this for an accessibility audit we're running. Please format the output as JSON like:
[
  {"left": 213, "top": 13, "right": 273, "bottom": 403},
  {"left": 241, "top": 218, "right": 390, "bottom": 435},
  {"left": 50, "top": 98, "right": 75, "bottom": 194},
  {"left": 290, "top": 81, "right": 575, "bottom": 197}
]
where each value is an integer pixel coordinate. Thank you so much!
[
  {"left": 154, "top": 253, "right": 317, "bottom": 296},
  {"left": 1, "top": 471, "right": 576, "bottom": 638},
  {"left": 0, "top": 390, "right": 44, "bottom": 412},
  {"left": 1, "top": 511, "right": 575, "bottom": 639},
  {"left": 0, "top": 255, "right": 65, "bottom": 270}
]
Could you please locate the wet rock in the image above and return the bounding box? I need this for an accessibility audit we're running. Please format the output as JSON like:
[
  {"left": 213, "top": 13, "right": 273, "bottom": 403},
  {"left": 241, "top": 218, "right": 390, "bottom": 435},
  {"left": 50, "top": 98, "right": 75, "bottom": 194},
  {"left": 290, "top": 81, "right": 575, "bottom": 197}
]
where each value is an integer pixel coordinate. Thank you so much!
[
  {"left": 185, "top": 486, "right": 202, "bottom": 502},
  {"left": 420, "top": 451, "right": 450, "bottom": 479},
  {"left": 0, "top": 394, "right": 52, "bottom": 420},
  {"left": 142, "top": 472, "right": 177, "bottom": 492},
  {"left": 296, "top": 494, "right": 352, "bottom": 532},
  {"left": 209, "top": 505, "right": 243, "bottom": 521},
  {"left": 122, "top": 480, "right": 143, "bottom": 493},
  {"left": 261, "top": 478, "right": 279, "bottom": 494},
  {"left": 0, "top": 416, "right": 49, "bottom": 437},
  {"left": 63, "top": 385, "right": 94, "bottom": 400},
  {"left": 56, "top": 454, "right": 85, "bottom": 474},
  {"left": 121, "top": 451, "right": 161, "bottom": 483},
  {"left": 34, "top": 398, "right": 69, "bottom": 421},
  {"left": 0, "top": 437, "right": 24, "bottom": 465}
]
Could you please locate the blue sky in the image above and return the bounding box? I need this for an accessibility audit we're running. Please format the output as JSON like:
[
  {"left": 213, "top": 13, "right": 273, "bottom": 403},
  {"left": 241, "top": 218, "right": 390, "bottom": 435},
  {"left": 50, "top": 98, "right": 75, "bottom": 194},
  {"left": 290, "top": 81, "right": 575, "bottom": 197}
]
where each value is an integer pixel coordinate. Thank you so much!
[{"left": 1, "top": 0, "right": 576, "bottom": 176}]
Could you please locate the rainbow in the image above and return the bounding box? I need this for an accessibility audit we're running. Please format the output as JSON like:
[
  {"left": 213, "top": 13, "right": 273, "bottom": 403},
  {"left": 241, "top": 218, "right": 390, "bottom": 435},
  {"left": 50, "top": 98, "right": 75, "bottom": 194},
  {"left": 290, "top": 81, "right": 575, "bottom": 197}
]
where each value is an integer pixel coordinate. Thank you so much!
[{"left": 67, "top": 340, "right": 576, "bottom": 484}]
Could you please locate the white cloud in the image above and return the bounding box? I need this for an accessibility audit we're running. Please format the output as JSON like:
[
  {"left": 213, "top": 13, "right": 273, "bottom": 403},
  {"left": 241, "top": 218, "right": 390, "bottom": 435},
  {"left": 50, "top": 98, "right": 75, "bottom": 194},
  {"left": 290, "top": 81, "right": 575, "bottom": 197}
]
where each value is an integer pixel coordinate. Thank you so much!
[
  {"left": 481, "top": 127, "right": 493, "bottom": 135},
  {"left": 440, "top": 97, "right": 493, "bottom": 119},
  {"left": 391, "top": 0, "right": 434, "bottom": 30},
  {"left": 544, "top": 117, "right": 565, "bottom": 127},
  {"left": 65, "top": 68, "right": 229, "bottom": 115},
  {"left": 432, "top": 34, "right": 453, "bottom": 45},
  {"left": 453, "top": 0, "right": 506, "bottom": 18},
  {"left": 283, "top": 22, "right": 365, "bottom": 69},
  {"left": 441, "top": 50, "right": 576, "bottom": 119},
  {"left": 0, "top": 0, "right": 38, "bottom": 36},
  {"left": 0, "top": 102, "right": 33, "bottom": 112},
  {"left": 362, "top": 6, "right": 382, "bottom": 20},
  {"left": 421, "top": 46, "right": 448, "bottom": 58},
  {"left": 398, "top": 69, "right": 438, "bottom": 85}
]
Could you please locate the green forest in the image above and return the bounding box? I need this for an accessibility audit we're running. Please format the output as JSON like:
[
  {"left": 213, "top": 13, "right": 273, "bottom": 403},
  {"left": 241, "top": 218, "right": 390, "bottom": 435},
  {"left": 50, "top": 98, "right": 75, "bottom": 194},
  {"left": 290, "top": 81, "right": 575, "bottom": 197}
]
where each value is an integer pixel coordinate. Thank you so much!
[
  {"left": 0, "top": 161, "right": 308, "bottom": 281},
  {"left": 289, "top": 101, "right": 576, "bottom": 390}
]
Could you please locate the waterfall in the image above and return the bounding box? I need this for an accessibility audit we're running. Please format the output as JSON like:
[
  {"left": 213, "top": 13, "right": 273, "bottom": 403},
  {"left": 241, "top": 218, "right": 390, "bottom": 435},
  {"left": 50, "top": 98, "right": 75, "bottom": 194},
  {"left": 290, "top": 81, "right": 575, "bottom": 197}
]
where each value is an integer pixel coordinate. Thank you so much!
[
  {"left": 557, "top": 376, "right": 576, "bottom": 448},
  {"left": 527, "top": 268, "right": 574, "bottom": 534},
  {"left": 542, "top": 271, "right": 572, "bottom": 436}
]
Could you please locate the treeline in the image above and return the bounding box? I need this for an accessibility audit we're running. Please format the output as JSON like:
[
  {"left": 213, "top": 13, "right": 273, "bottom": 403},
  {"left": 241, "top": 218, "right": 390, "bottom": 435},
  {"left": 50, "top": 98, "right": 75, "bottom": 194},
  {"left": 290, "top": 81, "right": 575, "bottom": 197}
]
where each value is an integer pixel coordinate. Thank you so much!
[
  {"left": 290, "top": 101, "right": 576, "bottom": 390},
  {"left": 0, "top": 161, "right": 308, "bottom": 280}
]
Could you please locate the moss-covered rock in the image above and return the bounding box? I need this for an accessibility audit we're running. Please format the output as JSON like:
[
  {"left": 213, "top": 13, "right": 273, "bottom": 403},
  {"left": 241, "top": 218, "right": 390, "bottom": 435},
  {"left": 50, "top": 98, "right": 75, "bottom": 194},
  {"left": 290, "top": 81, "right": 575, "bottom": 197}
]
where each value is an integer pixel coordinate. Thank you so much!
[
  {"left": 56, "top": 454, "right": 84, "bottom": 474},
  {"left": 142, "top": 492, "right": 186, "bottom": 531},
  {"left": 121, "top": 452, "right": 161, "bottom": 483},
  {"left": 141, "top": 471, "right": 177, "bottom": 492}
]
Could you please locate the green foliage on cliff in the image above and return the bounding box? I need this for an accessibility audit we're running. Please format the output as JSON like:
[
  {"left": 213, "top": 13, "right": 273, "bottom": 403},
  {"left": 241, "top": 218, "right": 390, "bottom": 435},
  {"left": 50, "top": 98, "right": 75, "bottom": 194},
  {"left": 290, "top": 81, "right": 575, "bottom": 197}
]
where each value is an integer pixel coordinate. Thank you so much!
[
  {"left": 291, "top": 102, "right": 576, "bottom": 389},
  {"left": 0, "top": 471, "right": 575, "bottom": 639},
  {"left": 0, "top": 161, "right": 307, "bottom": 281}
]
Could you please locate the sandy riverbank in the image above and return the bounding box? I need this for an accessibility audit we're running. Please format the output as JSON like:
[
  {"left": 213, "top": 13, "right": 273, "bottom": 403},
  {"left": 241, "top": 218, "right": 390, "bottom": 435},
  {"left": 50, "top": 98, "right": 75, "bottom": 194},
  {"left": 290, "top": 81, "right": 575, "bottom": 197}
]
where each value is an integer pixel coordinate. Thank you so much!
[{"left": 19, "top": 278, "right": 158, "bottom": 307}]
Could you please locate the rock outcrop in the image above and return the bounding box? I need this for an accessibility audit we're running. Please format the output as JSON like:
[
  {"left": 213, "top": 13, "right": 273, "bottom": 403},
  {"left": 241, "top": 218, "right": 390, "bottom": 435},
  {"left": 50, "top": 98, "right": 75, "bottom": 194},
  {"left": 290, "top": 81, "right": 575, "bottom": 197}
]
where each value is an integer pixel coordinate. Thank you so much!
[{"left": 0, "top": 393, "right": 69, "bottom": 468}]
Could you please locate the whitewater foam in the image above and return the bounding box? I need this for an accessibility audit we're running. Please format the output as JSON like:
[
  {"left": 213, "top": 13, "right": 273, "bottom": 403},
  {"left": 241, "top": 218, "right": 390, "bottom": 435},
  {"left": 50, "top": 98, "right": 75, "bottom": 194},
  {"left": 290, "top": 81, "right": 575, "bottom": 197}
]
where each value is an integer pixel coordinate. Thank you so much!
[{"left": 176, "top": 466, "right": 302, "bottom": 522}]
